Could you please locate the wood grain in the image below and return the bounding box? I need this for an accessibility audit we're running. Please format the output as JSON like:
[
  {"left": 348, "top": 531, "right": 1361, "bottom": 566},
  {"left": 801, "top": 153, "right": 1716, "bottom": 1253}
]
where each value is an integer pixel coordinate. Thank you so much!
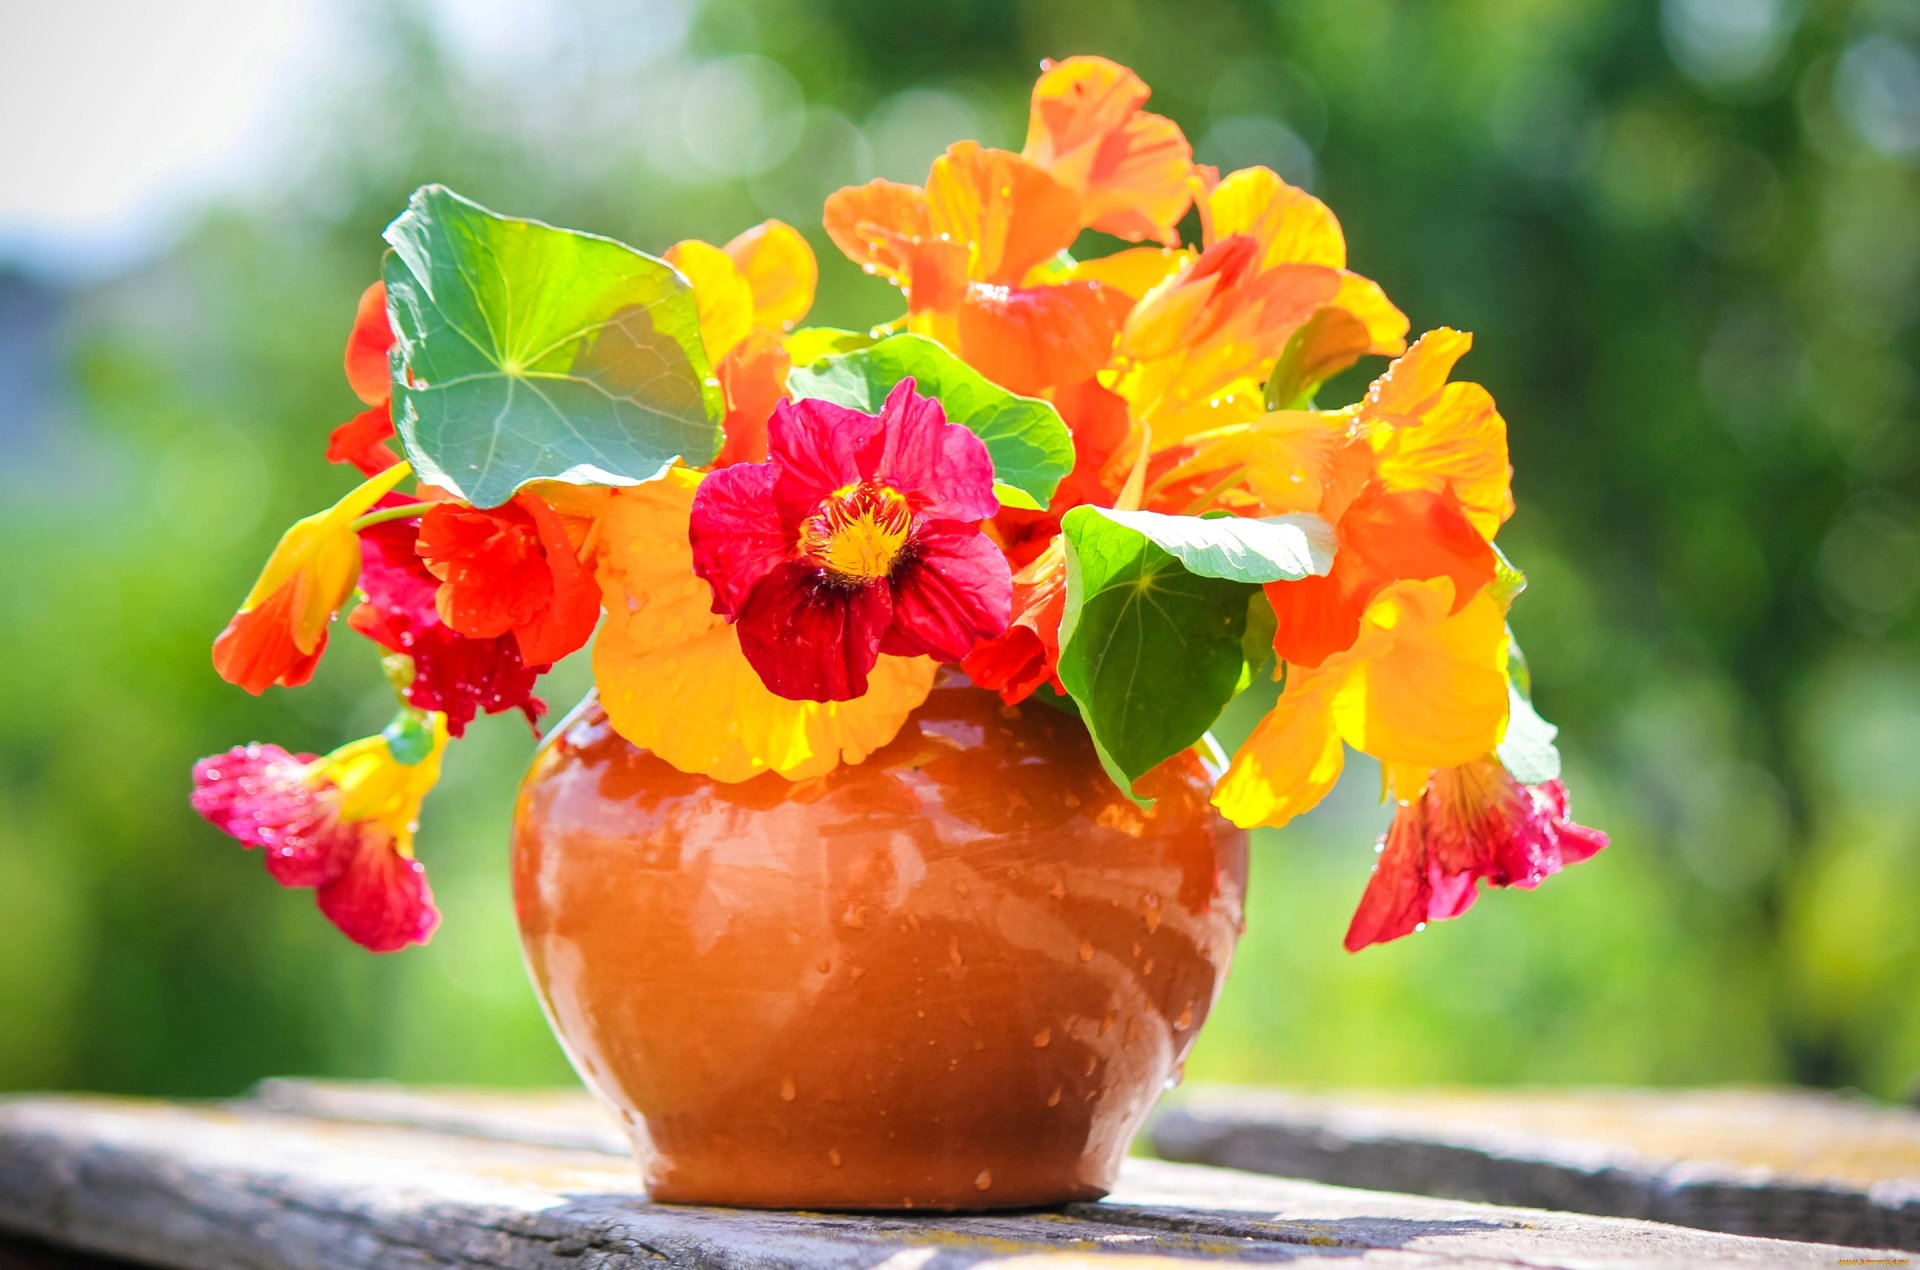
[
  {"left": 1151, "top": 1085, "right": 1920, "bottom": 1252},
  {"left": 0, "top": 1086, "right": 1906, "bottom": 1268}
]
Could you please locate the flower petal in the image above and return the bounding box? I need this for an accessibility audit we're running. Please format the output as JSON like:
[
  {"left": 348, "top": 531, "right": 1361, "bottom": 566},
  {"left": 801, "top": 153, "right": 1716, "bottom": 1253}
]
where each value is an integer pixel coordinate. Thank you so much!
[
  {"left": 343, "top": 281, "right": 394, "bottom": 407},
  {"left": 767, "top": 396, "right": 885, "bottom": 522},
  {"left": 871, "top": 379, "right": 999, "bottom": 523},
  {"left": 688, "top": 460, "right": 791, "bottom": 618},
  {"left": 1022, "top": 56, "right": 1194, "bottom": 246},
  {"left": 191, "top": 743, "right": 353, "bottom": 887},
  {"left": 327, "top": 405, "right": 400, "bottom": 475},
  {"left": 314, "top": 831, "right": 439, "bottom": 952},
  {"left": 725, "top": 219, "right": 817, "bottom": 330},
  {"left": 511, "top": 494, "right": 602, "bottom": 665},
  {"left": 956, "top": 280, "right": 1128, "bottom": 397},
  {"left": 925, "top": 142, "right": 1081, "bottom": 286},
  {"left": 880, "top": 525, "right": 1013, "bottom": 662},
  {"left": 1212, "top": 674, "right": 1346, "bottom": 829},
  {"left": 665, "top": 237, "right": 755, "bottom": 364},
  {"left": 1331, "top": 581, "right": 1510, "bottom": 768},
  {"left": 212, "top": 581, "right": 328, "bottom": 694},
  {"left": 736, "top": 562, "right": 893, "bottom": 702}
]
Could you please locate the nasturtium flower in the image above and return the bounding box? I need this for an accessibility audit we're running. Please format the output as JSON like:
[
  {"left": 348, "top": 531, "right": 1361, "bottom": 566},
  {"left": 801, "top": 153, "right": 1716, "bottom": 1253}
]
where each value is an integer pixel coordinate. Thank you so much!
[
  {"left": 1022, "top": 56, "right": 1196, "bottom": 247},
  {"left": 190, "top": 718, "right": 448, "bottom": 952},
  {"left": 1108, "top": 166, "right": 1409, "bottom": 443},
  {"left": 593, "top": 467, "right": 937, "bottom": 782},
  {"left": 415, "top": 491, "right": 602, "bottom": 667},
  {"left": 825, "top": 143, "right": 1130, "bottom": 397},
  {"left": 1214, "top": 577, "right": 1510, "bottom": 830},
  {"left": 212, "top": 462, "right": 412, "bottom": 694},
  {"left": 1344, "top": 758, "right": 1609, "bottom": 951},
  {"left": 329, "top": 281, "right": 402, "bottom": 476},
  {"left": 689, "top": 380, "right": 1012, "bottom": 702},
  {"left": 667, "top": 220, "right": 818, "bottom": 466},
  {"left": 350, "top": 512, "right": 545, "bottom": 736}
]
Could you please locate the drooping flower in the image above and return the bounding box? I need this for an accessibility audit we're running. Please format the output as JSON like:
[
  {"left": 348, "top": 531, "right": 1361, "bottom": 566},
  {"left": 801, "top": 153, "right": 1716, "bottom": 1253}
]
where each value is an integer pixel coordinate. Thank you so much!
[
  {"left": 593, "top": 467, "right": 937, "bottom": 782},
  {"left": 190, "top": 718, "right": 448, "bottom": 951},
  {"left": 1107, "top": 166, "right": 1409, "bottom": 444},
  {"left": 1022, "top": 55, "right": 1196, "bottom": 247},
  {"left": 666, "top": 220, "right": 818, "bottom": 466},
  {"left": 688, "top": 379, "right": 1012, "bottom": 702},
  {"left": 349, "top": 511, "right": 545, "bottom": 736},
  {"left": 1213, "top": 577, "right": 1511, "bottom": 830},
  {"left": 1344, "top": 758, "right": 1609, "bottom": 950},
  {"left": 329, "top": 281, "right": 402, "bottom": 476},
  {"left": 212, "top": 463, "right": 412, "bottom": 693},
  {"left": 414, "top": 491, "right": 602, "bottom": 667}
]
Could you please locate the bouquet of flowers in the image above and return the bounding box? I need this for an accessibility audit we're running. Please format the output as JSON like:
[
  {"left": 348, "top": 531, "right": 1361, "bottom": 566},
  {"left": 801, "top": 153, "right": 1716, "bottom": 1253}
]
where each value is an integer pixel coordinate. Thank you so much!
[{"left": 191, "top": 56, "right": 1605, "bottom": 957}]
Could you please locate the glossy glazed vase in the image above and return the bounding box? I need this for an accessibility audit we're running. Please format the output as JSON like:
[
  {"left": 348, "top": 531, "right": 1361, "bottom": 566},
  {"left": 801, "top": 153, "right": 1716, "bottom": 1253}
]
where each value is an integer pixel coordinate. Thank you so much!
[{"left": 511, "top": 675, "right": 1249, "bottom": 1210}]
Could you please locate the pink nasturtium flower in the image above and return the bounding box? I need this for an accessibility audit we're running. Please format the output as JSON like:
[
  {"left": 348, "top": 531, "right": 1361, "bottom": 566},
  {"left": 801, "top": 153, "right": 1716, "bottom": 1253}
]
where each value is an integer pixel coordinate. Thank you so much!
[
  {"left": 191, "top": 721, "right": 448, "bottom": 952},
  {"left": 1345, "top": 758, "right": 1609, "bottom": 951},
  {"left": 689, "top": 379, "right": 1013, "bottom": 702}
]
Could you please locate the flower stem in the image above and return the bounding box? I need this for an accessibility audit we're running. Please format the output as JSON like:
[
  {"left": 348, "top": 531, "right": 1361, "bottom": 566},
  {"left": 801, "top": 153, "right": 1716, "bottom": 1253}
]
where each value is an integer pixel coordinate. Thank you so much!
[{"left": 351, "top": 500, "right": 443, "bottom": 532}]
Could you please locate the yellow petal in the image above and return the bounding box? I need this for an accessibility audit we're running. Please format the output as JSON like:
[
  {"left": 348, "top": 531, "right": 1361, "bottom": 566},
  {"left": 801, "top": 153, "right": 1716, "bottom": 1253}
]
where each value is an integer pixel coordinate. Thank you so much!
[
  {"left": 1170, "top": 409, "right": 1349, "bottom": 516},
  {"left": 244, "top": 462, "right": 411, "bottom": 646},
  {"left": 1061, "top": 246, "right": 1191, "bottom": 300},
  {"left": 1373, "top": 381, "right": 1513, "bottom": 539},
  {"left": 591, "top": 470, "right": 935, "bottom": 783},
  {"left": 1212, "top": 674, "right": 1345, "bottom": 829},
  {"left": 666, "top": 238, "right": 755, "bottom": 362},
  {"left": 724, "top": 220, "right": 817, "bottom": 331},
  {"left": 319, "top": 715, "right": 449, "bottom": 853},
  {"left": 1203, "top": 166, "right": 1346, "bottom": 270},
  {"left": 1330, "top": 580, "right": 1510, "bottom": 768},
  {"left": 1364, "top": 327, "right": 1474, "bottom": 419}
]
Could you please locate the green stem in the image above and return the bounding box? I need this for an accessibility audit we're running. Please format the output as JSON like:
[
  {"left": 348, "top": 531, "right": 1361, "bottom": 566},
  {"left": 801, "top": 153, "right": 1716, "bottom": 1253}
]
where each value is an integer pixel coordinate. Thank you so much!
[{"left": 351, "top": 501, "right": 443, "bottom": 531}]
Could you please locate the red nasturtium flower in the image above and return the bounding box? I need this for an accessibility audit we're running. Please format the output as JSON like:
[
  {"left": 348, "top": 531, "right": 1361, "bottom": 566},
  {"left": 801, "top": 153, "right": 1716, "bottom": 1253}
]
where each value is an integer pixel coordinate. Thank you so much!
[
  {"left": 212, "top": 463, "right": 412, "bottom": 693},
  {"left": 328, "top": 281, "right": 402, "bottom": 476},
  {"left": 350, "top": 511, "right": 546, "bottom": 736},
  {"left": 415, "top": 493, "right": 602, "bottom": 667},
  {"left": 689, "top": 380, "right": 1013, "bottom": 702},
  {"left": 1345, "top": 759, "right": 1609, "bottom": 951},
  {"left": 191, "top": 722, "right": 448, "bottom": 952}
]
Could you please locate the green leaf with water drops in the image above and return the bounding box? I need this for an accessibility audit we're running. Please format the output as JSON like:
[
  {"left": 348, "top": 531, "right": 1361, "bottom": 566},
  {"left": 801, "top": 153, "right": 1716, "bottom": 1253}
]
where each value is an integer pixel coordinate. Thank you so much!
[
  {"left": 382, "top": 184, "right": 722, "bottom": 509},
  {"left": 786, "top": 333, "right": 1074, "bottom": 511}
]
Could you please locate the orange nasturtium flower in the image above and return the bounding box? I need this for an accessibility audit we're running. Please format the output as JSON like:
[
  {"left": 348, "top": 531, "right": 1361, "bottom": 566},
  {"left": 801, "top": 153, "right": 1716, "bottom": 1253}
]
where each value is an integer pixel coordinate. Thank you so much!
[
  {"left": 1106, "top": 166, "right": 1410, "bottom": 445},
  {"left": 1213, "top": 577, "right": 1511, "bottom": 831},
  {"left": 591, "top": 468, "right": 936, "bottom": 783},
  {"left": 666, "top": 220, "right": 818, "bottom": 466},
  {"left": 1022, "top": 56, "right": 1196, "bottom": 248},
  {"left": 415, "top": 491, "right": 603, "bottom": 668},
  {"left": 212, "top": 462, "right": 413, "bottom": 693}
]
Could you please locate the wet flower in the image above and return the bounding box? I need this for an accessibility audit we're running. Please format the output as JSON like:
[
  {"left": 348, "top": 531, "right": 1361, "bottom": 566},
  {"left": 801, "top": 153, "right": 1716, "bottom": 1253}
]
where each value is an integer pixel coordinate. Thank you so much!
[
  {"left": 961, "top": 536, "right": 1068, "bottom": 704},
  {"left": 212, "top": 463, "right": 412, "bottom": 694},
  {"left": 689, "top": 379, "right": 1012, "bottom": 702},
  {"left": 415, "top": 491, "right": 602, "bottom": 667},
  {"left": 190, "top": 719, "right": 448, "bottom": 951},
  {"left": 1214, "top": 577, "right": 1511, "bottom": 830},
  {"left": 329, "top": 281, "right": 402, "bottom": 475},
  {"left": 667, "top": 220, "right": 818, "bottom": 467},
  {"left": 1344, "top": 759, "right": 1609, "bottom": 950},
  {"left": 350, "top": 510, "right": 545, "bottom": 736},
  {"left": 1022, "top": 55, "right": 1196, "bottom": 247}
]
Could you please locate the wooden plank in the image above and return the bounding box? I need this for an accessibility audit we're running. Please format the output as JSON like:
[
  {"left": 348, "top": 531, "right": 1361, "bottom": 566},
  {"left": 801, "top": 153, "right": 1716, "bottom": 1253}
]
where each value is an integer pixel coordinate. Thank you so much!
[
  {"left": 0, "top": 1087, "right": 1904, "bottom": 1268},
  {"left": 1151, "top": 1085, "right": 1920, "bottom": 1252}
]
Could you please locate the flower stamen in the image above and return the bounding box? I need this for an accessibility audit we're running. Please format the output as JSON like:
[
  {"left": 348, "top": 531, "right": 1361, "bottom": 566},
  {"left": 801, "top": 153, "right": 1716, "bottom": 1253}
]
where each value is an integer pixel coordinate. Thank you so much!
[{"left": 800, "top": 483, "right": 914, "bottom": 583}]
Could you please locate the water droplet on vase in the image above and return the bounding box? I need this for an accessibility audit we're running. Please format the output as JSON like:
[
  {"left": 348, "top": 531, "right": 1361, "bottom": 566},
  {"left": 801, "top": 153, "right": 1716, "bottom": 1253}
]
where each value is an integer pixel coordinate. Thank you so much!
[
  {"left": 1046, "top": 1086, "right": 1062, "bottom": 1108},
  {"left": 1077, "top": 941, "right": 1094, "bottom": 962},
  {"left": 1049, "top": 879, "right": 1067, "bottom": 900},
  {"left": 815, "top": 956, "right": 832, "bottom": 974},
  {"left": 949, "top": 937, "right": 964, "bottom": 968},
  {"left": 1143, "top": 958, "right": 1156, "bottom": 976},
  {"left": 975, "top": 1169, "right": 994, "bottom": 1190},
  {"left": 828, "top": 1148, "right": 843, "bottom": 1167},
  {"left": 1098, "top": 1013, "right": 1115, "bottom": 1037},
  {"left": 1165, "top": 1062, "right": 1187, "bottom": 1091},
  {"left": 779, "top": 1076, "right": 797, "bottom": 1102},
  {"left": 1032, "top": 1027, "right": 1052, "bottom": 1048},
  {"left": 1174, "top": 1005, "right": 1193, "bottom": 1031}
]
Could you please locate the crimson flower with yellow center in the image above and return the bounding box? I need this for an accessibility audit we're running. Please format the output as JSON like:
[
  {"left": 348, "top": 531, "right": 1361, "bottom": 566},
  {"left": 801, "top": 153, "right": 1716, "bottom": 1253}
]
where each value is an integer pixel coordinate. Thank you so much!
[{"left": 689, "top": 379, "right": 1012, "bottom": 702}]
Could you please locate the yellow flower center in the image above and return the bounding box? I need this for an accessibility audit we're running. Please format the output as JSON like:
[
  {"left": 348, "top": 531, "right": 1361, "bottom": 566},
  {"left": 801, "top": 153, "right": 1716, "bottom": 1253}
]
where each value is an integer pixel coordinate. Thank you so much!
[{"left": 801, "top": 483, "right": 914, "bottom": 583}]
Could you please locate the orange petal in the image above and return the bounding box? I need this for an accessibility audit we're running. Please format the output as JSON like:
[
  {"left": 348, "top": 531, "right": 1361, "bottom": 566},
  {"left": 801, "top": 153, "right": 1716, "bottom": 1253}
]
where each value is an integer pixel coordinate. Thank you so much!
[
  {"left": 1062, "top": 245, "right": 1190, "bottom": 300},
  {"left": 592, "top": 470, "right": 935, "bottom": 782},
  {"left": 724, "top": 219, "right": 817, "bottom": 331},
  {"left": 1374, "top": 381, "right": 1513, "bottom": 539},
  {"left": 823, "top": 179, "right": 933, "bottom": 286},
  {"left": 343, "top": 282, "right": 393, "bottom": 406},
  {"left": 926, "top": 142, "right": 1081, "bottom": 286},
  {"left": 1364, "top": 328, "right": 1474, "bottom": 419},
  {"left": 957, "top": 281, "right": 1129, "bottom": 397},
  {"left": 715, "top": 331, "right": 790, "bottom": 467},
  {"left": 1023, "top": 56, "right": 1194, "bottom": 246}
]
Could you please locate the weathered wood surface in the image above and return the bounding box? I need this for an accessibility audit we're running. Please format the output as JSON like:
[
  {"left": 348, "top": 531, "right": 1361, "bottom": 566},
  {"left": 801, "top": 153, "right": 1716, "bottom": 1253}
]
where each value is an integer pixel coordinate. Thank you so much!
[
  {"left": 1, "top": 1083, "right": 1907, "bottom": 1268},
  {"left": 1151, "top": 1085, "right": 1920, "bottom": 1252}
]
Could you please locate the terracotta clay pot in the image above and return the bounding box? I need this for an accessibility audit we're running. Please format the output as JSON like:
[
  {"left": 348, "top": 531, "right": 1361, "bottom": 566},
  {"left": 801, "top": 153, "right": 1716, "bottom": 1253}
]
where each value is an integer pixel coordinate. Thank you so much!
[{"left": 511, "top": 676, "right": 1248, "bottom": 1210}]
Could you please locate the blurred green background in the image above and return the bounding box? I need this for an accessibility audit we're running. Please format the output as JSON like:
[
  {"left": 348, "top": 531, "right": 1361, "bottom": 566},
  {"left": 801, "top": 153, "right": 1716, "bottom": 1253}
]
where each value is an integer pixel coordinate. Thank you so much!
[{"left": 2, "top": 0, "right": 1917, "bottom": 1104}]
